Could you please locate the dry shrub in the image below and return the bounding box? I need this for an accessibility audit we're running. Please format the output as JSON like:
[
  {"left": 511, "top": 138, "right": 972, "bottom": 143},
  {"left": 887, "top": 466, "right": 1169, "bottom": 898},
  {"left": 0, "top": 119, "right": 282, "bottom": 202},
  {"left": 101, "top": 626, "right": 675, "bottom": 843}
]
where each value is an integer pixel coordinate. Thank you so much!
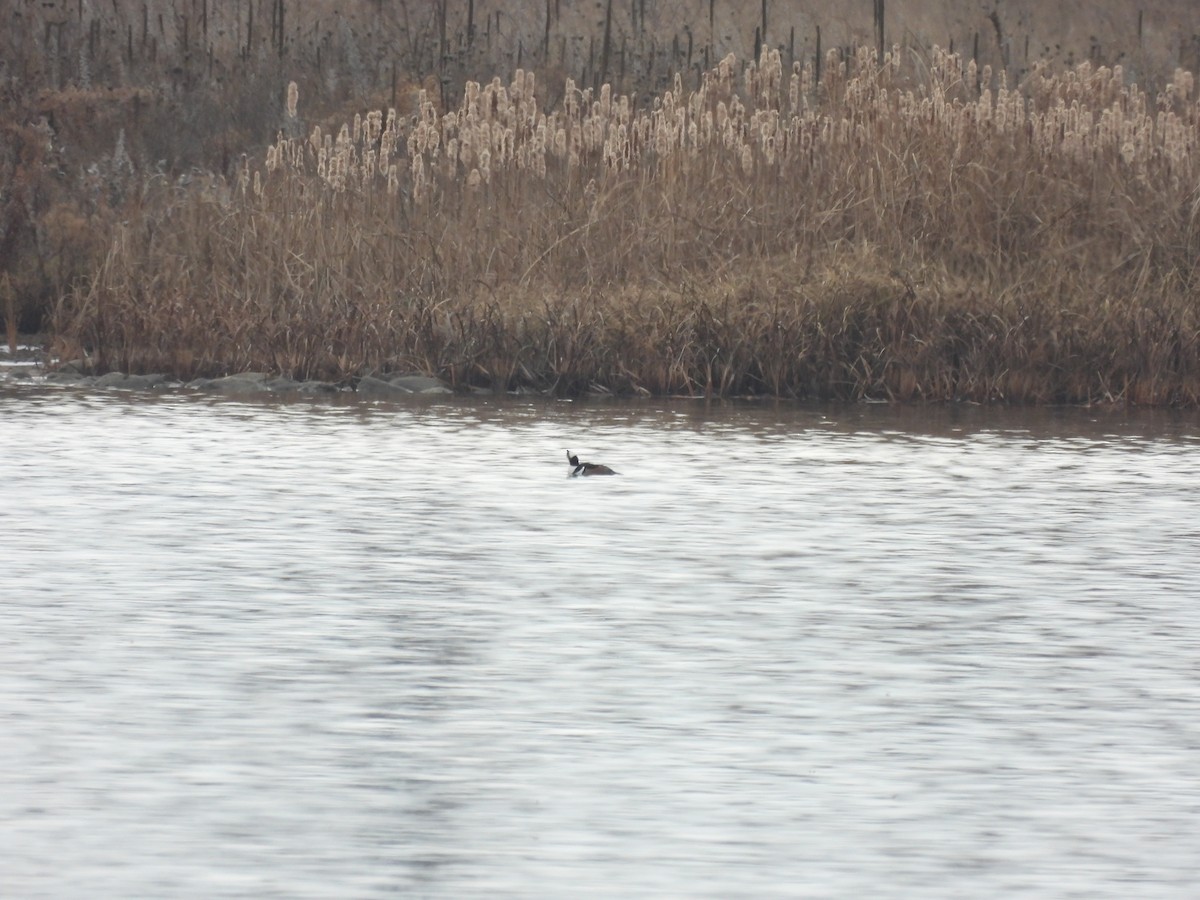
[{"left": 53, "top": 47, "right": 1200, "bottom": 403}]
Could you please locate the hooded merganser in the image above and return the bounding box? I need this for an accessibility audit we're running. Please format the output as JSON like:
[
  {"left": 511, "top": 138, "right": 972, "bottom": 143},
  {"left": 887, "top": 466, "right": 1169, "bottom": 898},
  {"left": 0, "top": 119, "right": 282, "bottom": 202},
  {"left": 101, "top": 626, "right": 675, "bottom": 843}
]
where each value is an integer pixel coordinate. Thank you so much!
[{"left": 567, "top": 451, "right": 617, "bottom": 476}]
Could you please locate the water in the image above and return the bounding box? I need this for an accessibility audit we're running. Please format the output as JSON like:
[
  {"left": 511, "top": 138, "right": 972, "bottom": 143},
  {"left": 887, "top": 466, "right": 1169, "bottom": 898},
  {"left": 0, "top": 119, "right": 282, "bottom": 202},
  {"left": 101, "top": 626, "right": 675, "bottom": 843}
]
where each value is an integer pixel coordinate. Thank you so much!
[{"left": 3, "top": 386, "right": 1199, "bottom": 898}]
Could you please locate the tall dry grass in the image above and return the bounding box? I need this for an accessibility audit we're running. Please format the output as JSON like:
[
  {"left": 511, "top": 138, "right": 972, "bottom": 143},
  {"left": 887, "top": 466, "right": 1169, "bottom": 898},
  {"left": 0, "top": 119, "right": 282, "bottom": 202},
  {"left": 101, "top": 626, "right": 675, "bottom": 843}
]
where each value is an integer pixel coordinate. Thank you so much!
[{"left": 54, "top": 47, "right": 1200, "bottom": 402}]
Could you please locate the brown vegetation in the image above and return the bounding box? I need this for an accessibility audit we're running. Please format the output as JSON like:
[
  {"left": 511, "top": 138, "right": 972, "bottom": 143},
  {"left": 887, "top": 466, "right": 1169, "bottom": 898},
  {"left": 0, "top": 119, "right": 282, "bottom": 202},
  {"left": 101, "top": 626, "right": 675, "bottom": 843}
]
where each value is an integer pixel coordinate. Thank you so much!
[
  {"left": 48, "top": 46, "right": 1200, "bottom": 403},
  {"left": 5, "top": 2, "right": 1200, "bottom": 403}
]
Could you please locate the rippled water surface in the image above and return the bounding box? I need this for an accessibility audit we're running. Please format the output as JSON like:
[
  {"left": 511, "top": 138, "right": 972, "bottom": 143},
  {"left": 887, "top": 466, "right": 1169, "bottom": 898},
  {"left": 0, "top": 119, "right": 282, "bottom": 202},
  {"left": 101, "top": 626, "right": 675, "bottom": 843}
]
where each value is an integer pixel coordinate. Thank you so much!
[{"left": 3, "top": 386, "right": 1200, "bottom": 898}]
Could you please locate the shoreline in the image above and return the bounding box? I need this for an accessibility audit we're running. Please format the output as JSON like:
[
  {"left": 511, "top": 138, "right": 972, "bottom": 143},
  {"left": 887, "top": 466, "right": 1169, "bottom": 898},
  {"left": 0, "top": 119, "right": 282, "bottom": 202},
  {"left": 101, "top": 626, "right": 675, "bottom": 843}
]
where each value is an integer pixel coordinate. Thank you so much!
[
  {"left": 1, "top": 340, "right": 454, "bottom": 398},
  {"left": 5, "top": 341, "right": 1198, "bottom": 409}
]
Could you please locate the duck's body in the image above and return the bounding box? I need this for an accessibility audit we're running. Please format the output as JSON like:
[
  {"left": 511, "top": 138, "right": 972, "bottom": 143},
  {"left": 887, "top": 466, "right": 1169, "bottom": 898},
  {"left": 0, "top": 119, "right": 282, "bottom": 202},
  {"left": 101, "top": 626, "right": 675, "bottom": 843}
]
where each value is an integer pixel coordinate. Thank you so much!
[{"left": 567, "top": 451, "right": 617, "bottom": 476}]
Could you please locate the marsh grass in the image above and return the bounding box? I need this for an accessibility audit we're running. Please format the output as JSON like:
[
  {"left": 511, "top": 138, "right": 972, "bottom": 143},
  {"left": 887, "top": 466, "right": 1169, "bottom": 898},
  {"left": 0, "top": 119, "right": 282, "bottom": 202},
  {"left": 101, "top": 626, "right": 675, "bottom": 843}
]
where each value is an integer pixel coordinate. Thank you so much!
[{"left": 53, "top": 48, "right": 1200, "bottom": 403}]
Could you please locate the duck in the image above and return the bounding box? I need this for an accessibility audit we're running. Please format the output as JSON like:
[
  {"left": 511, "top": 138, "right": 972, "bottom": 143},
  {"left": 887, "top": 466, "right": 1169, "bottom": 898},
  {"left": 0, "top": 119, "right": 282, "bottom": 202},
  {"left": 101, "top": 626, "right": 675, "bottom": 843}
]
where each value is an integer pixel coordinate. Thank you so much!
[{"left": 567, "top": 450, "right": 617, "bottom": 476}]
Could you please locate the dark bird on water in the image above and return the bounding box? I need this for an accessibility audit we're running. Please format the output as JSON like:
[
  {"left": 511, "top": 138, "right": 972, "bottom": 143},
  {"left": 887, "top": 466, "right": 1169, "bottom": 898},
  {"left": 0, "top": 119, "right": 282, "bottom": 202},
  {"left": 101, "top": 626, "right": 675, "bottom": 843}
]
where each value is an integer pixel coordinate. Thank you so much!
[{"left": 567, "top": 451, "right": 617, "bottom": 476}]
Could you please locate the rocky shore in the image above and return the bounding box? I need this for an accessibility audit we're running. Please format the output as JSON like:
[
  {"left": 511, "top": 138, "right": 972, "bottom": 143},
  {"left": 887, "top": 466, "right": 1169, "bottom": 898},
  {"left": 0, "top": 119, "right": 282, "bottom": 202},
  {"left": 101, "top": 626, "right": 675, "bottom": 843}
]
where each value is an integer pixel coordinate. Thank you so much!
[{"left": 0, "top": 343, "right": 454, "bottom": 398}]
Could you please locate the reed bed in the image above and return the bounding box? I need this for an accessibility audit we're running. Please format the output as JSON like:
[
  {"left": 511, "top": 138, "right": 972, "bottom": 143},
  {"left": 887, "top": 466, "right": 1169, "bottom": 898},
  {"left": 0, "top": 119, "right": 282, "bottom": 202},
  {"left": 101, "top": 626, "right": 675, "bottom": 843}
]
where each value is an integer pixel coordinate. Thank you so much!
[{"left": 54, "top": 47, "right": 1200, "bottom": 403}]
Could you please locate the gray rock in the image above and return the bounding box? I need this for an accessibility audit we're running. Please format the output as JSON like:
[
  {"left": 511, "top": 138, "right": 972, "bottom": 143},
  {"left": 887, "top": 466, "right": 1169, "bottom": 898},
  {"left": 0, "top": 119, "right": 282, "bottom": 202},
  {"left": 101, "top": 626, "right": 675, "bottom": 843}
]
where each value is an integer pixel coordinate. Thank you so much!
[
  {"left": 356, "top": 374, "right": 410, "bottom": 395},
  {"left": 91, "top": 371, "right": 169, "bottom": 390},
  {"left": 357, "top": 373, "right": 453, "bottom": 395},
  {"left": 295, "top": 381, "right": 340, "bottom": 395},
  {"left": 45, "top": 371, "right": 86, "bottom": 384},
  {"left": 209, "top": 373, "right": 272, "bottom": 394},
  {"left": 123, "top": 373, "right": 169, "bottom": 390},
  {"left": 388, "top": 374, "right": 452, "bottom": 394}
]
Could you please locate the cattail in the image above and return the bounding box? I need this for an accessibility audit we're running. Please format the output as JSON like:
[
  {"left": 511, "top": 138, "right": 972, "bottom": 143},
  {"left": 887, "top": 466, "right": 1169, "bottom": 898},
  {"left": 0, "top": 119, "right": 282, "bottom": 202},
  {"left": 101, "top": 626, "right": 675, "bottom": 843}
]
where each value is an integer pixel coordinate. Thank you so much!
[
  {"left": 464, "top": 81, "right": 480, "bottom": 118},
  {"left": 1173, "top": 67, "right": 1194, "bottom": 101},
  {"left": 564, "top": 77, "right": 578, "bottom": 120},
  {"left": 654, "top": 114, "right": 669, "bottom": 157},
  {"left": 286, "top": 81, "right": 299, "bottom": 118},
  {"left": 459, "top": 126, "right": 473, "bottom": 168},
  {"left": 410, "top": 154, "right": 426, "bottom": 199},
  {"left": 718, "top": 53, "right": 735, "bottom": 93},
  {"left": 730, "top": 94, "right": 745, "bottom": 128},
  {"left": 474, "top": 122, "right": 492, "bottom": 163}
]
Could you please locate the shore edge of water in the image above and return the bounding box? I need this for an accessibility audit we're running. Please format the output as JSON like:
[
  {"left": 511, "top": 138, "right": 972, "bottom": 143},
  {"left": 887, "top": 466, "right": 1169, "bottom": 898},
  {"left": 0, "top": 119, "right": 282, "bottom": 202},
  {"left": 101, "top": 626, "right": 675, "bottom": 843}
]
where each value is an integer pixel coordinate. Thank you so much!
[
  {"left": 1, "top": 343, "right": 461, "bottom": 400},
  {"left": 1, "top": 336, "right": 1190, "bottom": 408}
]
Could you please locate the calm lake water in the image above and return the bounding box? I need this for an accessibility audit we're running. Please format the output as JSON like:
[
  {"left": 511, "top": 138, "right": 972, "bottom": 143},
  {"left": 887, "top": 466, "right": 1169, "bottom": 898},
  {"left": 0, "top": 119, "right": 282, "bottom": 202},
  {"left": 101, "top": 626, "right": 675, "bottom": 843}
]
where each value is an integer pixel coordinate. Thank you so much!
[{"left": 3, "top": 385, "right": 1199, "bottom": 898}]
